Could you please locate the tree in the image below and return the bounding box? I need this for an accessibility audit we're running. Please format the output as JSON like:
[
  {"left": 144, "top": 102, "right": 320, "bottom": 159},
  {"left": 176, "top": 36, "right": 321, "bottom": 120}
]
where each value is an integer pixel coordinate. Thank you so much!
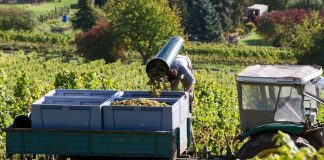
[
  {"left": 292, "top": 11, "right": 324, "bottom": 53},
  {"left": 94, "top": 0, "right": 108, "bottom": 7},
  {"left": 257, "top": 16, "right": 277, "bottom": 41},
  {"left": 295, "top": 12, "right": 324, "bottom": 66},
  {"left": 231, "top": 0, "right": 254, "bottom": 28},
  {"left": 72, "top": 0, "right": 98, "bottom": 31},
  {"left": 211, "top": 0, "right": 234, "bottom": 33},
  {"left": 311, "top": 29, "right": 324, "bottom": 66},
  {"left": 186, "top": 0, "right": 223, "bottom": 42},
  {"left": 0, "top": 8, "right": 36, "bottom": 31},
  {"left": 167, "top": 0, "right": 188, "bottom": 25},
  {"left": 75, "top": 20, "right": 126, "bottom": 63},
  {"left": 256, "top": 9, "right": 311, "bottom": 47},
  {"left": 287, "top": 0, "right": 323, "bottom": 10},
  {"left": 105, "top": 0, "right": 183, "bottom": 64}
]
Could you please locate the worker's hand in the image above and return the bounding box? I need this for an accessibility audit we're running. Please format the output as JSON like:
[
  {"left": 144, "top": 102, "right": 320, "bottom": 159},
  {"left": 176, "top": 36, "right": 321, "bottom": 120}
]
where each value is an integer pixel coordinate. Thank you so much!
[
  {"left": 184, "top": 90, "right": 194, "bottom": 113},
  {"left": 185, "top": 84, "right": 194, "bottom": 92}
]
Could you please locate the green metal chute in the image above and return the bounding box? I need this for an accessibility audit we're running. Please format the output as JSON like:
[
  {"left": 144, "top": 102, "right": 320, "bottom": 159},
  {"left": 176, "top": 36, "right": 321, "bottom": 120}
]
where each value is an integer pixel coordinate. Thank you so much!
[{"left": 146, "top": 36, "right": 184, "bottom": 79}]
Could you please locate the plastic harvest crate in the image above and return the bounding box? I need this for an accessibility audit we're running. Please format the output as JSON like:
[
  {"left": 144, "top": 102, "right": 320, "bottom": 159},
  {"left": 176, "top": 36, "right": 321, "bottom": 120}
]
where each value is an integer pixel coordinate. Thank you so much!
[
  {"left": 103, "top": 96, "right": 190, "bottom": 131},
  {"left": 120, "top": 91, "right": 190, "bottom": 123},
  {"left": 32, "top": 95, "right": 111, "bottom": 130},
  {"left": 44, "top": 89, "right": 121, "bottom": 98}
]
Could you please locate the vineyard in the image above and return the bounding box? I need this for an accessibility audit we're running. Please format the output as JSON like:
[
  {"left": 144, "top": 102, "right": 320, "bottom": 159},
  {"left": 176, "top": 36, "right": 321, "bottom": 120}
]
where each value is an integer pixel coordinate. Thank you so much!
[
  {"left": 0, "top": 30, "right": 304, "bottom": 68},
  {"left": 0, "top": 51, "right": 323, "bottom": 159},
  {"left": 0, "top": 0, "right": 323, "bottom": 158},
  {"left": 127, "top": 42, "right": 301, "bottom": 66},
  {"left": 0, "top": 51, "right": 242, "bottom": 158},
  {"left": 185, "top": 42, "right": 299, "bottom": 65}
]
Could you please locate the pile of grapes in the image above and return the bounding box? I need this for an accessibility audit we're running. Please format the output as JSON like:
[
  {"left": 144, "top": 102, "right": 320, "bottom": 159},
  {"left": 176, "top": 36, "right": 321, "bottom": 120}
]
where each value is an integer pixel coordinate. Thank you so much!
[
  {"left": 111, "top": 98, "right": 169, "bottom": 107},
  {"left": 147, "top": 78, "right": 169, "bottom": 97}
]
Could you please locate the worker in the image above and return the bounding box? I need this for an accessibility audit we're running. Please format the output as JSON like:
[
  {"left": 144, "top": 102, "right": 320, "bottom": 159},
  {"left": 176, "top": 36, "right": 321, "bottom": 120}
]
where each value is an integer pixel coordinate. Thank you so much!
[
  {"left": 167, "top": 55, "right": 195, "bottom": 92},
  {"left": 167, "top": 55, "right": 195, "bottom": 112}
]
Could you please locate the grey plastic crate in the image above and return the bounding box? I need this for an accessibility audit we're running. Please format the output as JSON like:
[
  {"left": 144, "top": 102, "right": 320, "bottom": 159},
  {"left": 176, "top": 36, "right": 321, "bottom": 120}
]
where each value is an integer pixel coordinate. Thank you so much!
[
  {"left": 120, "top": 90, "right": 184, "bottom": 98},
  {"left": 103, "top": 96, "right": 190, "bottom": 131},
  {"left": 45, "top": 89, "right": 121, "bottom": 98},
  {"left": 32, "top": 96, "right": 110, "bottom": 130}
]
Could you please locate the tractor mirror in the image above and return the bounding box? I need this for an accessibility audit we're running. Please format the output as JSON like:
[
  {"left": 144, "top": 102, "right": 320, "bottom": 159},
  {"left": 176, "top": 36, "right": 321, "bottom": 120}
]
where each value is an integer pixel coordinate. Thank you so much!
[
  {"left": 315, "top": 76, "right": 324, "bottom": 99},
  {"left": 304, "top": 91, "right": 324, "bottom": 105}
]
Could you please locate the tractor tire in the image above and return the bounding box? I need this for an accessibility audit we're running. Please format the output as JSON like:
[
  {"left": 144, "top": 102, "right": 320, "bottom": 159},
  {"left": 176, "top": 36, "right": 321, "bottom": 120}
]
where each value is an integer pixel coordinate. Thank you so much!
[{"left": 237, "top": 132, "right": 314, "bottom": 159}]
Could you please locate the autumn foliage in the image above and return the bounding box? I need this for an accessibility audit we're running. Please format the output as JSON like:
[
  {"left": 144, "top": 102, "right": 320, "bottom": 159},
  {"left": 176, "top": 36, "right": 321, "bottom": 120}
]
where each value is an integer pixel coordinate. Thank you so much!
[
  {"left": 257, "top": 9, "right": 324, "bottom": 47},
  {"left": 75, "top": 20, "right": 126, "bottom": 63}
]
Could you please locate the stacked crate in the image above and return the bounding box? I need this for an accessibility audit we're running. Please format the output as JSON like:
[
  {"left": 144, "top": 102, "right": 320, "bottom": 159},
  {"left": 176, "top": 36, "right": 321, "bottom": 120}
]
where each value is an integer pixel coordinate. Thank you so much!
[
  {"left": 31, "top": 89, "right": 120, "bottom": 130},
  {"left": 31, "top": 90, "right": 190, "bottom": 131},
  {"left": 103, "top": 91, "right": 190, "bottom": 131}
]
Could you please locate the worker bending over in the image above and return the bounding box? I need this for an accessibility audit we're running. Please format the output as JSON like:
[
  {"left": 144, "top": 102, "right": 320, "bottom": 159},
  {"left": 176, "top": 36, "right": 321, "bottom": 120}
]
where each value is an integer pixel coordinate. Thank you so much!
[{"left": 168, "top": 55, "right": 195, "bottom": 92}]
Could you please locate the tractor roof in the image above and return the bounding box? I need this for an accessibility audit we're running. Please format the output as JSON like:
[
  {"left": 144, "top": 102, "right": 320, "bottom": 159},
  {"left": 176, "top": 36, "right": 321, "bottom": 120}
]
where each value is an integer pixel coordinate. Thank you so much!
[{"left": 237, "top": 65, "right": 323, "bottom": 84}]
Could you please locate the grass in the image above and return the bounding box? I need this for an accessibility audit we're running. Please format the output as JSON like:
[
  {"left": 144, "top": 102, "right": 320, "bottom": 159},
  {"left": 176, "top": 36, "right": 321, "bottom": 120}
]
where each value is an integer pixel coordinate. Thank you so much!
[
  {"left": 238, "top": 29, "right": 272, "bottom": 46},
  {"left": 0, "top": 0, "right": 77, "bottom": 15},
  {"left": 0, "top": 0, "right": 79, "bottom": 34}
]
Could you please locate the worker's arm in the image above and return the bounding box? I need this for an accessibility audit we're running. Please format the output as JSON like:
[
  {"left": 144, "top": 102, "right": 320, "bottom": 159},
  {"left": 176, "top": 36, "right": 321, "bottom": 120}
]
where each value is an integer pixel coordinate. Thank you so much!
[{"left": 178, "top": 64, "right": 195, "bottom": 92}]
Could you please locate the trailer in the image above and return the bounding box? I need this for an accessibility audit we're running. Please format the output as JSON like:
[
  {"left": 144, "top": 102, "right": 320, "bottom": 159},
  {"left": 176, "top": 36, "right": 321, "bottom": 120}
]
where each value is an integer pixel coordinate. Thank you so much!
[
  {"left": 5, "top": 90, "right": 193, "bottom": 160},
  {"left": 5, "top": 118, "right": 192, "bottom": 159}
]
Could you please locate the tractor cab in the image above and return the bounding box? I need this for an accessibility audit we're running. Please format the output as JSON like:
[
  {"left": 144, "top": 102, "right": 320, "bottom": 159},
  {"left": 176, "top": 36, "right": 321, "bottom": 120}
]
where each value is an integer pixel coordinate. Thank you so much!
[{"left": 236, "top": 65, "right": 324, "bottom": 140}]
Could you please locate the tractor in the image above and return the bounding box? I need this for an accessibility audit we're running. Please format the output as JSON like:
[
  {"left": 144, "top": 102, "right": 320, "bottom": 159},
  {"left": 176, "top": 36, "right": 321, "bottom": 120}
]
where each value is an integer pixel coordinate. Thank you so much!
[{"left": 236, "top": 65, "right": 324, "bottom": 159}]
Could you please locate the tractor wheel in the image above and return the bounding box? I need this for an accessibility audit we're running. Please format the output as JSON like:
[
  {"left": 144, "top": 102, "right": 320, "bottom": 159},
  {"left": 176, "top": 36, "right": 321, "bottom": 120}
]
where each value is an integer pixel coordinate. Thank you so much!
[{"left": 237, "top": 132, "right": 314, "bottom": 159}]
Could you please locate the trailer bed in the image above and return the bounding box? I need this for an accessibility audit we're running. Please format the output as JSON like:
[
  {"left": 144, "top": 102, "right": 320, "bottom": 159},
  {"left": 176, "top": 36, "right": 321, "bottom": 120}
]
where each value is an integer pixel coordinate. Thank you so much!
[{"left": 5, "top": 118, "right": 191, "bottom": 159}]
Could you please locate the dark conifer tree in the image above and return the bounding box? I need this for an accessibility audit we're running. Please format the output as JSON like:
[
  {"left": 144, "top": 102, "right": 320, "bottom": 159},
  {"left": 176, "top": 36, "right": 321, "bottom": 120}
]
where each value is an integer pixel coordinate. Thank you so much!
[
  {"left": 231, "top": 0, "right": 250, "bottom": 28},
  {"left": 186, "top": 0, "right": 223, "bottom": 42},
  {"left": 212, "top": 0, "right": 234, "bottom": 33},
  {"left": 72, "top": 0, "right": 98, "bottom": 31}
]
